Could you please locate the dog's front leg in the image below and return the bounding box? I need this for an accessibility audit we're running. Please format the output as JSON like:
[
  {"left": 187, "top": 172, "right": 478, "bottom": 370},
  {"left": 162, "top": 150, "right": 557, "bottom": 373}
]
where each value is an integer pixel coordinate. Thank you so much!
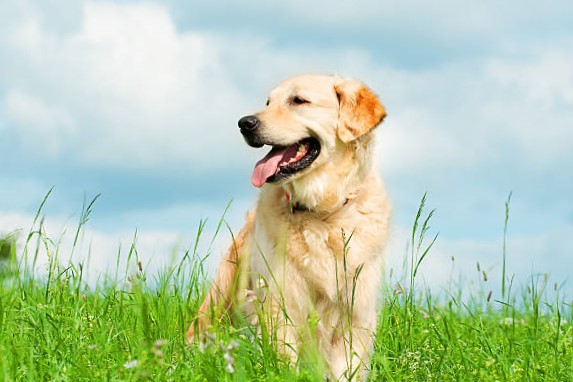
[
  {"left": 186, "top": 212, "right": 255, "bottom": 342},
  {"left": 328, "top": 316, "right": 376, "bottom": 381}
]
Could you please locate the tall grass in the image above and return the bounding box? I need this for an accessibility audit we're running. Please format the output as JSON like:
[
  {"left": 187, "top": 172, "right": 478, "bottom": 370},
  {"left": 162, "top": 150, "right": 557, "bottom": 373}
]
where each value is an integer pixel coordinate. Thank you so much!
[
  {"left": 502, "top": 192, "right": 512, "bottom": 307},
  {"left": 0, "top": 192, "right": 571, "bottom": 381}
]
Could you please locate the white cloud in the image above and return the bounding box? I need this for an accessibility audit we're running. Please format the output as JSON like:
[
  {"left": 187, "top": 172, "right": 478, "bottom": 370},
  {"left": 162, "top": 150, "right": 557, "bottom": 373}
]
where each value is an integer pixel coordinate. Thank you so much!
[
  {"left": 485, "top": 51, "right": 573, "bottom": 166},
  {"left": 4, "top": 90, "right": 75, "bottom": 157},
  {"left": 489, "top": 51, "right": 573, "bottom": 104},
  {"left": 75, "top": 3, "right": 206, "bottom": 113},
  {"left": 376, "top": 111, "right": 469, "bottom": 175},
  {"left": 2, "top": 2, "right": 249, "bottom": 170},
  {"left": 373, "top": 50, "right": 573, "bottom": 175}
]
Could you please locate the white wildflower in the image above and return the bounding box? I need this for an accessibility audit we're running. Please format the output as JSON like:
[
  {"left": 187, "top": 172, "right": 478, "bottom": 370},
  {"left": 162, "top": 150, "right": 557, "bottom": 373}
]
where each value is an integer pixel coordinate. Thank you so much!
[
  {"left": 123, "top": 360, "right": 138, "bottom": 369},
  {"left": 499, "top": 317, "right": 525, "bottom": 326},
  {"left": 224, "top": 351, "right": 234, "bottom": 364},
  {"left": 154, "top": 339, "right": 167, "bottom": 347},
  {"left": 223, "top": 339, "right": 239, "bottom": 374},
  {"left": 224, "top": 351, "right": 235, "bottom": 374},
  {"left": 227, "top": 340, "right": 239, "bottom": 350},
  {"left": 152, "top": 339, "right": 167, "bottom": 357},
  {"left": 499, "top": 317, "right": 514, "bottom": 326}
]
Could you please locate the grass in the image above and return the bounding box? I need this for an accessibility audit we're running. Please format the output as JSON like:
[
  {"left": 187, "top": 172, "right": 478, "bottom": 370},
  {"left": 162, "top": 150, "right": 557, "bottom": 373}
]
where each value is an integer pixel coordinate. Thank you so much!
[{"left": 0, "top": 193, "right": 572, "bottom": 381}]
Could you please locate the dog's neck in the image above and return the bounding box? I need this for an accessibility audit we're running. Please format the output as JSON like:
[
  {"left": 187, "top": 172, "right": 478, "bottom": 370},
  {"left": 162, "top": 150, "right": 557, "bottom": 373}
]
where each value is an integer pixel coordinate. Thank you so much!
[
  {"left": 283, "top": 189, "right": 352, "bottom": 213},
  {"left": 281, "top": 163, "right": 368, "bottom": 215},
  {"left": 282, "top": 180, "right": 361, "bottom": 215}
]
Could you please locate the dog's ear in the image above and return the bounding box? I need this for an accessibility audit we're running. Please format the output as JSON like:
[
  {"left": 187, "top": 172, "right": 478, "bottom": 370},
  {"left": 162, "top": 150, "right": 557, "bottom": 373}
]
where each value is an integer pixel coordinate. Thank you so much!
[{"left": 334, "top": 79, "right": 386, "bottom": 143}]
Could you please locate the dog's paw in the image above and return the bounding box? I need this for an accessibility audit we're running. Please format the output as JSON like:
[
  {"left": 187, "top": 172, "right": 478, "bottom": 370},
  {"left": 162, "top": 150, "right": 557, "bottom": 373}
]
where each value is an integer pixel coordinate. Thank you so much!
[
  {"left": 244, "top": 289, "right": 257, "bottom": 302},
  {"left": 185, "top": 315, "right": 210, "bottom": 344}
]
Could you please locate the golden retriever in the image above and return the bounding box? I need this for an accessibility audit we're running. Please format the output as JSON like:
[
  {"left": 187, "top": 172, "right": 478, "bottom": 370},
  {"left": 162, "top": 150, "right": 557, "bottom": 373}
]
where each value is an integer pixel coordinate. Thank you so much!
[{"left": 187, "top": 74, "right": 391, "bottom": 380}]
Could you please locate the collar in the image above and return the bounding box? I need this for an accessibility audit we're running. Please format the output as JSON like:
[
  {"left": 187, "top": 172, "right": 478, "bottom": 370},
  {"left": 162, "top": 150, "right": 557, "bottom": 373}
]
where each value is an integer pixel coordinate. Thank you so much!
[{"left": 285, "top": 191, "right": 351, "bottom": 214}]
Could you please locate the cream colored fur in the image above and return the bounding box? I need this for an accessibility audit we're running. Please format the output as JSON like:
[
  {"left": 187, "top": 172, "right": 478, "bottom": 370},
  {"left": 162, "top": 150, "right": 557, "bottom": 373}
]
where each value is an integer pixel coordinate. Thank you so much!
[{"left": 187, "top": 74, "right": 391, "bottom": 381}]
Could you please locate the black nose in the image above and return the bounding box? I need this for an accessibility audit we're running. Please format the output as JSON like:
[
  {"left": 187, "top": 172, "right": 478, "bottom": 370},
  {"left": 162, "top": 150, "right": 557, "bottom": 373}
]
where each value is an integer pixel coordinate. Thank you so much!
[{"left": 238, "top": 115, "right": 259, "bottom": 133}]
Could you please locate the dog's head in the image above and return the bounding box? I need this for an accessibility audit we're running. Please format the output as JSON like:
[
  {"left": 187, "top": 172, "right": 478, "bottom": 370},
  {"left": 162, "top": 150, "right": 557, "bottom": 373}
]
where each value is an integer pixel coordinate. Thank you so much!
[{"left": 239, "top": 75, "right": 386, "bottom": 188}]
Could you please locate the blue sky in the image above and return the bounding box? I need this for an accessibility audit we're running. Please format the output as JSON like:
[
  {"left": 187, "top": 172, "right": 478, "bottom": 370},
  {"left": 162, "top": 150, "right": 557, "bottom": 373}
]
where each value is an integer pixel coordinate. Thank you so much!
[{"left": 1, "top": 1, "right": 572, "bottom": 297}]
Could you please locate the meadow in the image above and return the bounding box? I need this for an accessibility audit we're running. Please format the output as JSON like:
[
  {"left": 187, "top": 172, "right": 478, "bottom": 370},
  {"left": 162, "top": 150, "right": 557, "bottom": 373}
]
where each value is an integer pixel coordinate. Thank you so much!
[{"left": 0, "top": 193, "right": 571, "bottom": 381}]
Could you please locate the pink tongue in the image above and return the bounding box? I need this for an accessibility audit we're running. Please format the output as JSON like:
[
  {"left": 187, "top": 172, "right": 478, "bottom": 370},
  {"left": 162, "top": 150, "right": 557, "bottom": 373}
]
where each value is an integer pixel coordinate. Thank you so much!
[{"left": 251, "top": 147, "right": 289, "bottom": 188}]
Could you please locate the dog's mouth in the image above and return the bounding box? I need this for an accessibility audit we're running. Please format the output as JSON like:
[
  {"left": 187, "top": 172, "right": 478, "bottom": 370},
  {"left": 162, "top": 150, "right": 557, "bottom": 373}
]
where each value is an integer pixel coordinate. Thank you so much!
[{"left": 251, "top": 137, "right": 321, "bottom": 188}]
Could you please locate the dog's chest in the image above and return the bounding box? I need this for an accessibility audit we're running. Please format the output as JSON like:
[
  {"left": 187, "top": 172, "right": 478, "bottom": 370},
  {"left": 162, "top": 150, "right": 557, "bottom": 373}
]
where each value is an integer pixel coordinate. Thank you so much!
[{"left": 250, "top": 213, "right": 343, "bottom": 286}]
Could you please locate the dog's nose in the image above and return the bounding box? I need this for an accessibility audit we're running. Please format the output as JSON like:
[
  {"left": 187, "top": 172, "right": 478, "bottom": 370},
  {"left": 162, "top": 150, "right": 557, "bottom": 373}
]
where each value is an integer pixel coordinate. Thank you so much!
[{"left": 238, "top": 115, "right": 259, "bottom": 133}]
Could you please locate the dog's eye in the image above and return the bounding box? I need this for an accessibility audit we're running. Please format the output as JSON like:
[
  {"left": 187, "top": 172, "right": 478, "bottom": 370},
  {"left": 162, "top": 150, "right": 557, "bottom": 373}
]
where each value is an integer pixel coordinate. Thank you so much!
[
  {"left": 266, "top": 99, "right": 270, "bottom": 106},
  {"left": 291, "top": 96, "right": 310, "bottom": 105}
]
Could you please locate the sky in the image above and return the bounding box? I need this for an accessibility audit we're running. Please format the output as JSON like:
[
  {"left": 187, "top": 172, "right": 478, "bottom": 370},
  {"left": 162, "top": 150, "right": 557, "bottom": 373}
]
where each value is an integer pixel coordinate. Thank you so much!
[{"left": 0, "top": 0, "right": 572, "bottom": 299}]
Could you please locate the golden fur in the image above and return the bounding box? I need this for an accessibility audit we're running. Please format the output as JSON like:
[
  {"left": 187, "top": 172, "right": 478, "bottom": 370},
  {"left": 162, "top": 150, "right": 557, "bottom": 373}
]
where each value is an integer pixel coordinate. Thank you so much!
[{"left": 187, "top": 74, "right": 391, "bottom": 380}]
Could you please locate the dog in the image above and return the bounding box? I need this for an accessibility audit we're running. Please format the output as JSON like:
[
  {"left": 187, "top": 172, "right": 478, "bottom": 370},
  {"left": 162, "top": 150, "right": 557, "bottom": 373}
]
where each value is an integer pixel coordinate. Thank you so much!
[{"left": 187, "top": 74, "right": 391, "bottom": 380}]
